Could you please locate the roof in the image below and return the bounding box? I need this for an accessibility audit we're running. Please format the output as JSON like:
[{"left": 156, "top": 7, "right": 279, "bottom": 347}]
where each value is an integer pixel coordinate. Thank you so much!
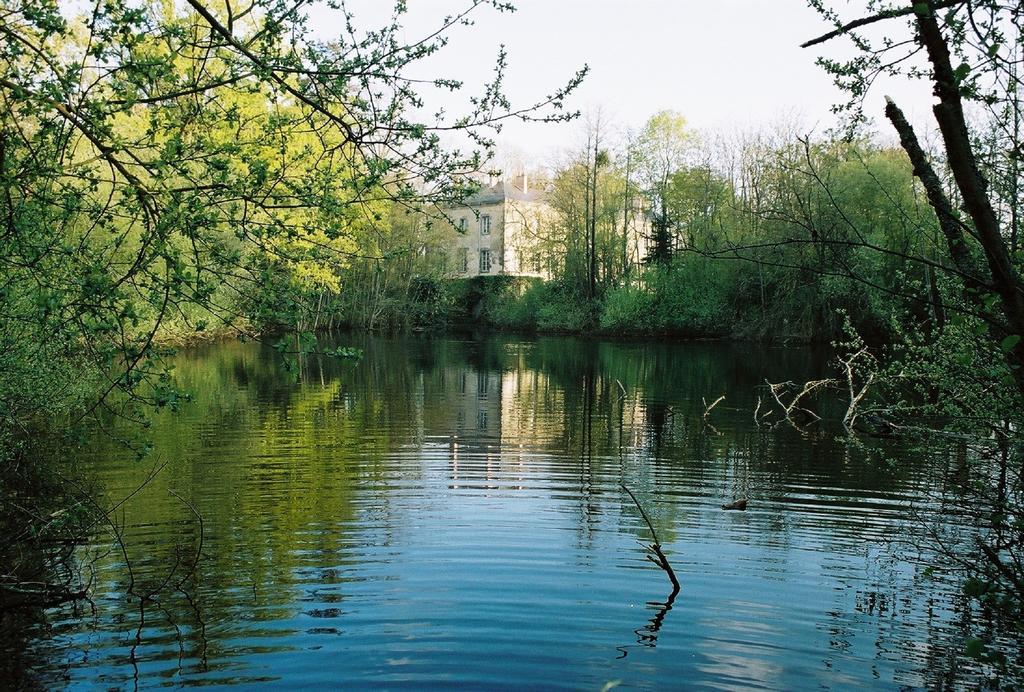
[{"left": 452, "top": 180, "right": 544, "bottom": 207}]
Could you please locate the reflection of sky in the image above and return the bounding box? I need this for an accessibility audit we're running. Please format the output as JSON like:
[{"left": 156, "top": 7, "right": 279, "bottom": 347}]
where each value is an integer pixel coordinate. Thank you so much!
[{"left": 32, "top": 336, "right": 962, "bottom": 689}]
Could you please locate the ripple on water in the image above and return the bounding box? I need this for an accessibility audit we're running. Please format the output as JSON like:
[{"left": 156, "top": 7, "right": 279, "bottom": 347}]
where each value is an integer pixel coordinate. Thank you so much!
[{"left": 14, "top": 335, "right": 983, "bottom": 689}]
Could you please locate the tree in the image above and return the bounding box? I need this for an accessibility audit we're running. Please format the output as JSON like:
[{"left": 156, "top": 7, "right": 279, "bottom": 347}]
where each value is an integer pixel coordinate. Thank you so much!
[
  {"left": 546, "top": 115, "right": 637, "bottom": 300},
  {"left": 806, "top": 0, "right": 1024, "bottom": 676},
  {"left": 806, "top": 0, "right": 1024, "bottom": 394},
  {"left": 636, "top": 111, "right": 692, "bottom": 263},
  {"left": 0, "top": 0, "right": 584, "bottom": 609},
  {"left": 0, "top": 0, "right": 584, "bottom": 434}
]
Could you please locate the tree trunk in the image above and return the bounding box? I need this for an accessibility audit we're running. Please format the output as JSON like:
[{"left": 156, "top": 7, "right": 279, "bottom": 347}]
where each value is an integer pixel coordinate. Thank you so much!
[{"left": 904, "top": 2, "right": 1024, "bottom": 394}]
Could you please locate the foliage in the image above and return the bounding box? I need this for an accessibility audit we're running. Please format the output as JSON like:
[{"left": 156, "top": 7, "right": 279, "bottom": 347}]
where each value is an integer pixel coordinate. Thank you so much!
[
  {"left": 532, "top": 282, "right": 595, "bottom": 332},
  {"left": 601, "top": 259, "right": 733, "bottom": 336},
  {"left": 0, "top": 0, "right": 585, "bottom": 614},
  {"left": 540, "top": 117, "right": 643, "bottom": 298},
  {"left": 0, "top": 0, "right": 584, "bottom": 423},
  {"left": 442, "top": 276, "right": 578, "bottom": 332},
  {"left": 804, "top": 0, "right": 1024, "bottom": 680},
  {"left": 599, "top": 284, "right": 657, "bottom": 333}
]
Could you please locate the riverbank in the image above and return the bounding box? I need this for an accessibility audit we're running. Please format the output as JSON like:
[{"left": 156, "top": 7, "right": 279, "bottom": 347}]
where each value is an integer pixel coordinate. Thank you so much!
[{"left": 407, "top": 273, "right": 867, "bottom": 345}]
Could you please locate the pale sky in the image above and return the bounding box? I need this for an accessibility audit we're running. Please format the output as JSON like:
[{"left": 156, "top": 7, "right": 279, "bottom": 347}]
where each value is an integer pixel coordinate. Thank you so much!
[{"left": 316, "top": 1, "right": 936, "bottom": 164}]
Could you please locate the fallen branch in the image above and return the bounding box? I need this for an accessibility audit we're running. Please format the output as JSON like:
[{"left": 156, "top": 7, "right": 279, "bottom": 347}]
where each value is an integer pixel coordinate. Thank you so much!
[
  {"left": 702, "top": 394, "right": 725, "bottom": 422},
  {"left": 753, "top": 395, "right": 772, "bottom": 427},
  {"left": 763, "top": 378, "right": 834, "bottom": 425},
  {"left": 838, "top": 348, "right": 876, "bottom": 432}
]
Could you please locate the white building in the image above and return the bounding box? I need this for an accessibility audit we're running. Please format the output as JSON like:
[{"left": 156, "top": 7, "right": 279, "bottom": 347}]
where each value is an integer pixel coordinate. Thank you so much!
[{"left": 441, "top": 173, "right": 552, "bottom": 279}]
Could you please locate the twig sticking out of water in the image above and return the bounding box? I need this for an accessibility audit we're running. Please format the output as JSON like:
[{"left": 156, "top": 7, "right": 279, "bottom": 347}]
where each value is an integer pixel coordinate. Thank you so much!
[
  {"left": 702, "top": 395, "right": 725, "bottom": 422},
  {"left": 765, "top": 378, "right": 833, "bottom": 423},
  {"left": 838, "top": 348, "right": 876, "bottom": 432},
  {"left": 621, "top": 484, "right": 680, "bottom": 592}
]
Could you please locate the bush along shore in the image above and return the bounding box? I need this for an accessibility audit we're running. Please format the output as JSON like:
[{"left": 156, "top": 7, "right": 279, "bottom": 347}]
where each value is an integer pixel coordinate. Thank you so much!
[{"left": 401, "top": 271, "right": 888, "bottom": 345}]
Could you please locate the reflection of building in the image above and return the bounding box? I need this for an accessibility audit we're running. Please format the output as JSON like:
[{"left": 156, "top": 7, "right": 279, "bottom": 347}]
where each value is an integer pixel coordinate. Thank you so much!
[
  {"left": 416, "top": 348, "right": 566, "bottom": 487},
  {"left": 411, "top": 344, "right": 705, "bottom": 490},
  {"left": 440, "top": 174, "right": 552, "bottom": 279},
  {"left": 417, "top": 353, "right": 676, "bottom": 466},
  {"left": 420, "top": 365, "right": 504, "bottom": 449},
  {"left": 420, "top": 366, "right": 568, "bottom": 450}
]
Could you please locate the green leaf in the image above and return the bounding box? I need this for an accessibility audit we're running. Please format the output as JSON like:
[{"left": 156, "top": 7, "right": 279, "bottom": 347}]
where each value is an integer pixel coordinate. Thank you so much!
[
  {"left": 965, "top": 637, "right": 986, "bottom": 659},
  {"left": 1000, "top": 334, "right": 1021, "bottom": 353},
  {"left": 964, "top": 577, "right": 988, "bottom": 598}
]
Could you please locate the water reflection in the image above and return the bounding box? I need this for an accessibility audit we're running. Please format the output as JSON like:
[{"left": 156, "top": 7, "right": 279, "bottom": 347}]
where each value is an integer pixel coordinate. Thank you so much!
[{"left": 7, "top": 333, "right": 986, "bottom": 688}]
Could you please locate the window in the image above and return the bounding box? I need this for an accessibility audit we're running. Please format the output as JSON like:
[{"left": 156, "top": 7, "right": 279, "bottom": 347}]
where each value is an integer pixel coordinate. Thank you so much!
[
  {"left": 480, "top": 214, "right": 491, "bottom": 235},
  {"left": 458, "top": 217, "right": 467, "bottom": 232},
  {"left": 458, "top": 248, "right": 468, "bottom": 273},
  {"left": 479, "top": 248, "right": 492, "bottom": 273}
]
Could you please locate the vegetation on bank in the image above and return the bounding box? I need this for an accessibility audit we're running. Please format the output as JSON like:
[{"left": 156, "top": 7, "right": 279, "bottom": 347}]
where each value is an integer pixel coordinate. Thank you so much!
[
  {"left": 323, "top": 131, "right": 949, "bottom": 345},
  {"left": 421, "top": 258, "right": 876, "bottom": 342}
]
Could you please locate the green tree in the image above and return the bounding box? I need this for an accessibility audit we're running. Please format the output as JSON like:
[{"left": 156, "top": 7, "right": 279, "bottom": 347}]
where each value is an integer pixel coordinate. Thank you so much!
[
  {"left": 806, "top": 0, "right": 1024, "bottom": 676},
  {"left": 546, "top": 116, "right": 637, "bottom": 303},
  {"left": 0, "top": 0, "right": 583, "bottom": 608},
  {"left": 0, "top": 0, "right": 584, "bottom": 434},
  {"left": 636, "top": 110, "right": 692, "bottom": 263}
]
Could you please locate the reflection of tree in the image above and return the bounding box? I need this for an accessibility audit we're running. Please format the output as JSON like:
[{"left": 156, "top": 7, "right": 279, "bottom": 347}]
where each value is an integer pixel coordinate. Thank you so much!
[
  {"left": 70, "top": 338, "right": 416, "bottom": 680},
  {"left": 577, "top": 360, "right": 599, "bottom": 548},
  {"left": 646, "top": 401, "right": 673, "bottom": 452}
]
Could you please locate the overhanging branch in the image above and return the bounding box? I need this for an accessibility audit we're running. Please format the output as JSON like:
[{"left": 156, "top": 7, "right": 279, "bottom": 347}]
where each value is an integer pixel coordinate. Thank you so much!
[{"left": 801, "top": 0, "right": 962, "bottom": 48}]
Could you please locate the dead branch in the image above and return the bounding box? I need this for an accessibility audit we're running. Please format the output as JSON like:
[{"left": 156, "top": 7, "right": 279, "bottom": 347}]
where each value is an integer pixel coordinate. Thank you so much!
[
  {"left": 621, "top": 484, "right": 680, "bottom": 593},
  {"left": 702, "top": 394, "right": 725, "bottom": 422},
  {"left": 753, "top": 395, "right": 774, "bottom": 427},
  {"left": 839, "top": 348, "right": 876, "bottom": 432},
  {"left": 763, "top": 378, "right": 835, "bottom": 426}
]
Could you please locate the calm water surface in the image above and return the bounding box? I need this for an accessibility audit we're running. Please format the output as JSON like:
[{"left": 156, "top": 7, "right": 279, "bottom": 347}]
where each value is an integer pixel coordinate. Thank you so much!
[{"left": 14, "top": 334, "right": 976, "bottom": 689}]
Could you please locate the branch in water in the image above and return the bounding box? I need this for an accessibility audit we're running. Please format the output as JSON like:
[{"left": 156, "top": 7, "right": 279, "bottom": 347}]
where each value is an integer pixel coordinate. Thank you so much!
[
  {"left": 621, "top": 484, "right": 680, "bottom": 592},
  {"left": 702, "top": 394, "right": 725, "bottom": 422},
  {"left": 617, "top": 483, "right": 681, "bottom": 659}
]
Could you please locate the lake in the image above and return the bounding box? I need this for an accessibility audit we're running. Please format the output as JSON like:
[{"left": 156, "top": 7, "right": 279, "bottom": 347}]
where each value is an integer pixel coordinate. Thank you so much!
[{"left": 8, "top": 334, "right": 980, "bottom": 689}]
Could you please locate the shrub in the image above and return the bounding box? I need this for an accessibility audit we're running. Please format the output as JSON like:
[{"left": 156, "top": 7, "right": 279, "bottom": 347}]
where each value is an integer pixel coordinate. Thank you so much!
[{"left": 600, "top": 285, "right": 657, "bottom": 332}]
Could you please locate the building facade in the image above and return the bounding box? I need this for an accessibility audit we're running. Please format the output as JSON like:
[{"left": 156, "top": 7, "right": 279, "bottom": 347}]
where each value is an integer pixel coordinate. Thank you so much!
[
  {"left": 441, "top": 172, "right": 654, "bottom": 280},
  {"left": 442, "top": 174, "right": 552, "bottom": 279}
]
